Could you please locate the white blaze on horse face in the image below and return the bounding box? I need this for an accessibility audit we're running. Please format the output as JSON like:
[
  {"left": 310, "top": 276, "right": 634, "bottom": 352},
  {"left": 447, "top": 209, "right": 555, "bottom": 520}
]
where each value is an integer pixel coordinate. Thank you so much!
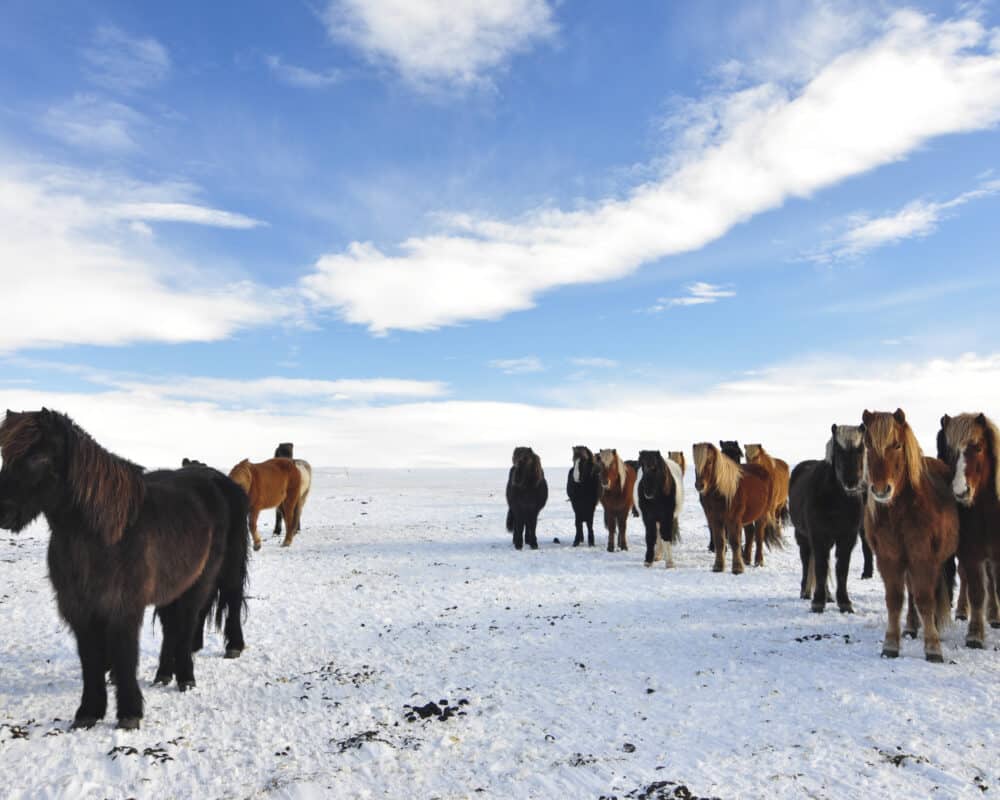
[
  {"left": 953, "top": 451, "right": 971, "bottom": 503},
  {"left": 573, "top": 458, "right": 581, "bottom": 483}
]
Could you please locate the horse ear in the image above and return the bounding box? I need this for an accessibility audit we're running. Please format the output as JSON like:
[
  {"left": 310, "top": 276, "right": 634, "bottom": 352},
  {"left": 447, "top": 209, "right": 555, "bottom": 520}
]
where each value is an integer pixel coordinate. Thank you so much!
[
  {"left": 831, "top": 423, "right": 837, "bottom": 436},
  {"left": 941, "top": 414, "right": 950, "bottom": 429},
  {"left": 893, "top": 408, "right": 906, "bottom": 424},
  {"left": 977, "top": 413, "right": 987, "bottom": 426},
  {"left": 862, "top": 410, "right": 872, "bottom": 425},
  {"left": 858, "top": 422, "right": 866, "bottom": 434}
]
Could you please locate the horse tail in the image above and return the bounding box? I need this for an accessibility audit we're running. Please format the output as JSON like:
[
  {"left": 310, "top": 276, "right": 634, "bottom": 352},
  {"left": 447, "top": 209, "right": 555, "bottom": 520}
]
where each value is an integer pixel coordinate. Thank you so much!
[
  {"left": 779, "top": 501, "right": 791, "bottom": 528},
  {"left": 211, "top": 475, "right": 250, "bottom": 657},
  {"left": 671, "top": 517, "right": 681, "bottom": 544},
  {"left": 505, "top": 508, "right": 514, "bottom": 532},
  {"left": 764, "top": 515, "right": 784, "bottom": 550},
  {"left": 937, "top": 557, "right": 956, "bottom": 629}
]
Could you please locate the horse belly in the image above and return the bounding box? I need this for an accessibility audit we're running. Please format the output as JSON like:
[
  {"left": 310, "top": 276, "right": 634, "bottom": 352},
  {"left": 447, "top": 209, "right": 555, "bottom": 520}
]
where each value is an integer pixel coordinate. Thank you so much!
[{"left": 144, "top": 529, "right": 214, "bottom": 607}]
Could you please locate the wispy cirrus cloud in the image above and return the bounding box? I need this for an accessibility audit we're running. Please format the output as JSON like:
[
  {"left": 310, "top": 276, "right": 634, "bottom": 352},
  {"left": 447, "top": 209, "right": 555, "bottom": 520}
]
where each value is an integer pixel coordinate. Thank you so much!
[
  {"left": 82, "top": 25, "right": 171, "bottom": 93},
  {"left": 42, "top": 94, "right": 146, "bottom": 152},
  {"left": 808, "top": 178, "right": 1000, "bottom": 263},
  {"left": 570, "top": 357, "right": 618, "bottom": 368},
  {"left": 488, "top": 356, "right": 544, "bottom": 374},
  {"left": 302, "top": 10, "right": 1000, "bottom": 335},
  {"left": 322, "top": 0, "right": 556, "bottom": 89},
  {"left": 264, "top": 55, "right": 341, "bottom": 89},
  {"left": 648, "top": 282, "right": 735, "bottom": 312},
  {"left": 113, "top": 202, "right": 265, "bottom": 230}
]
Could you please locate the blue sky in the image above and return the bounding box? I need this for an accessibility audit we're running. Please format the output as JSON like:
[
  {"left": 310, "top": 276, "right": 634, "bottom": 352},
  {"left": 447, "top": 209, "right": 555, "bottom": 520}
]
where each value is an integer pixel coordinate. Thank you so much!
[{"left": 2, "top": 1, "right": 1000, "bottom": 466}]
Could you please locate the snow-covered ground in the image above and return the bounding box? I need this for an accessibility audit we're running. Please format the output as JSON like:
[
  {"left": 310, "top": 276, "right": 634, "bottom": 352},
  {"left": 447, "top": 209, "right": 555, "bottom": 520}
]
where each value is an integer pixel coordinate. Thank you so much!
[{"left": 1, "top": 468, "right": 998, "bottom": 799}]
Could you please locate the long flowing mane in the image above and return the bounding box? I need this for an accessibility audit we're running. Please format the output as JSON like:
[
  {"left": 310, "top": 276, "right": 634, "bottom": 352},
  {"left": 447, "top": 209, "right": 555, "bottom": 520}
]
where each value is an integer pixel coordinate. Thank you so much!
[
  {"left": 693, "top": 442, "right": 741, "bottom": 504},
  {"left": 826, "top": 424, "right": 864, "bottom": 463},
  {"left": 865, "top": 411, "right": 926, "bottom": 489},
  {"left": 667, "top": 451, "right": 686, "bottom": 475},
  {"left": 598, "top": 449, "right": 626, "bottom": 491},
  {"left": 1, "top": 410, "right": 145, "bottom": 546},
  {"left": 944, "top": 413, "right": 1000, "bottom": 498}
]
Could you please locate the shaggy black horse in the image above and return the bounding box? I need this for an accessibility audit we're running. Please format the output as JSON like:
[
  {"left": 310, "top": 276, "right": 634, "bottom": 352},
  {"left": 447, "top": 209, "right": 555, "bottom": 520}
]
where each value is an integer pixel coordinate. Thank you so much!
[
  {"left": 789, "top": 424, "right": 866, "bottom": 613},
  {"left": 567, "top": 446, "right": 601, "bottom": 547},
  {"left": 506, "top": 446, "right": 547, "bottom": 550},
  {"left": 637, "top": 450, "right": 680, "bottom": 567},
  {"left": 0, "top": 409, "right": 249, "bottom": 730},
  {"left": 273, "top": 442, "right": 294, "bottom": 536}
]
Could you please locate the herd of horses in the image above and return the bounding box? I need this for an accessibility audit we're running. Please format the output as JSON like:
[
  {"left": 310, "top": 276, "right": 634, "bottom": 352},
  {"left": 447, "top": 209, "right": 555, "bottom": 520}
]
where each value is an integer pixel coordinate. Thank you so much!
[
  {"left": 1, "top": 404, "right": 998, "bottom": 732},
  {"left": 506, "top": 408, "right": 1000, "bottom": 664},
  {"left": 0, "top": 409, "right": 311, "bottom": 731}
]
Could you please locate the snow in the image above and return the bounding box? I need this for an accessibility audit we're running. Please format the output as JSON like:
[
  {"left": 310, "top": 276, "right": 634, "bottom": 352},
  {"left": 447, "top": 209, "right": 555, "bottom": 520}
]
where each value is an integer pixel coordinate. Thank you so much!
[{"left": 1, "top": 467, "right": 998, "bottom": 799}]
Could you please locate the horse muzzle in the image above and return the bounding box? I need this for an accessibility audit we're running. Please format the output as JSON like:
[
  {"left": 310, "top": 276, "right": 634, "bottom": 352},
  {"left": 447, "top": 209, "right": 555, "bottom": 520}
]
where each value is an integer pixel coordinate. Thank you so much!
[
  {"left": 953, "top": 487, "right": 974, "bottom": 506},
  {"left": 870, "top": 486, "right": 893, "bottom": 504}
]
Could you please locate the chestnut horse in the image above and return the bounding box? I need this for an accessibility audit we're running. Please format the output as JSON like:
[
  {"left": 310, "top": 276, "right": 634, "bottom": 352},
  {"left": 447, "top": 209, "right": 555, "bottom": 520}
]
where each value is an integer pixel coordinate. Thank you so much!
[
  {"left": 938, "top": 412, "right": 1000, "bottom": 648},
  {"left": 597, "top": 449, "right": 637, "bottom": 553},
  {"left": 862, "top": 409, "right": 958, "bottom": 661},
  {"left": 692, "top": 442, "right": 773, "bottom": 574},
  {"left": 743, "top": 444, "right": 789, "bottom": 566},
  {"left": 229, "top": 457, "right": 303, "bottom": 551}
]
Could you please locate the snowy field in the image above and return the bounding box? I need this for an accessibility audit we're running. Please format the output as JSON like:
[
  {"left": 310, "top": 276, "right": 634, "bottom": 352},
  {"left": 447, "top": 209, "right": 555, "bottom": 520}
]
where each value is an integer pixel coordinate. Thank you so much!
[{"left": 1, "top": 467, "right": 998, "bottom": 799}]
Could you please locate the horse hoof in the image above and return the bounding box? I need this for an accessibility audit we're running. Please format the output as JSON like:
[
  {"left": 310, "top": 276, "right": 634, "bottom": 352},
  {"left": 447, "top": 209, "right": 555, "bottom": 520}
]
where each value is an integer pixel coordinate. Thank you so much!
[
  {"left": 71, "top": 716, "right": 99, "bottom": 730},
  {"left": 224, "top": 648, "right": 242, "bottom": 659},
  {"left": 991, "top": 621, "right": 1000, "bottom": 629},
  {"left": 839, "top": 604, "right": 855, "bottom": 614},
  {"left": 280, "top": 541, "right": 291, "bottom": 548},
  {"left": 572, "top": 541, "right": 581, "bottom": 548},
  {"left": 253, "top": 542, "right": 261, "bottom": 552},
  {"left": 644, "top": 562, "right": 652, "bottom": 568},
  {"left": 529, "top": 544, "right": 538, "bottom": 550},
  {"left": 712, "top": 565, "right": 724, "bottom": 573},
  {"left": 902, "top": 630, "right": 918, "bottom": 640},
  {"left": 810, "top": 603, "right": 825, "bottom": 614},
  {"left": 861, "top": 572, "right": 873, "bottom": 580},
  {"left": 800, "top": 591, "right": 810, "bottom": 600},
  {"left": 178, "top": 680, "right": 196, "bottom": 692},
  {"left": 153, "top": 674, "right": 172, "bottom": 686},
  {"left": 880, "top": 648, "right": 899, "bottom": 659},
  {"left": 966, "top": 639, "right": 984, "bottom": 650},
  {"left": 925, "top": 652, "right": 944, "bottom": 663},
  {"left": 117, "top": 717, "right": 141, "bottom": 731}
]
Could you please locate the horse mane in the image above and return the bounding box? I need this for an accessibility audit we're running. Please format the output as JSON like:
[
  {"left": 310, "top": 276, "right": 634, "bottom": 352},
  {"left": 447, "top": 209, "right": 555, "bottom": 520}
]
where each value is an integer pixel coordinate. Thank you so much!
[
  {"left": 944, "top": 413, "right": 1000, "bottom": 499},
  {"left": 667, "top": 451, "right": 686, "bottom": 475},
  {"left": 693, "top": 442, "right": 741, "bottom": 504},
  {"left": 229, "top": 459, "right": 253, "bottom": 493},
  {"left": 865, "top": 411, "right": 926, "bottom": 489},
  {"left": 599, "top": 449, "right": 626, "bottom": 490},
  {"left": 745, "top": 444, "right": 771, "bottom": 468},
  {"left": 2, "top": 410, "right": 145, "bottom": 546},
  {"left": 825, "top": 424, "right": 864, "bottom": 463}
]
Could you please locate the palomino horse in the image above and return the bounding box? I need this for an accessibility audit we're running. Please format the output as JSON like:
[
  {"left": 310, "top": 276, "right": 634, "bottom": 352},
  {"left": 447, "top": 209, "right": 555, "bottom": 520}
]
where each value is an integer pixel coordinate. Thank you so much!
[
  {"left": 862, "top": 409, "right": 958, "bottom": 661},
  {"left": 938, "top": 412, "right": 1000, "bottom": 648},
  {"left": 667, "top": 451, "right": 686, "bottom": 476},
  {"left": 743, "top": 444, "right": 789, "bottom": 566},
  {"left": 0, "top": 409, "right": 249, "bottom": 730},
  {"left": 693, "top": 442, "right": 773, "bottom": 574},
  {"left": 636, "top": 450, "right": 683, "bottom": 568},
  {"left": 790, "top": 424, "right": 866, "bottom": 613},
  {"left": 567, "top": 446, "right": 601, "bottom": 547},
  {"left": 597, "top": 449, "right": 637, "bottom": 552},
  {"left": 506, "top": 446, "right": 548, "bottom": 550},
  {"left": 229, "top": 458, "right": 304, "bottom": 551}
]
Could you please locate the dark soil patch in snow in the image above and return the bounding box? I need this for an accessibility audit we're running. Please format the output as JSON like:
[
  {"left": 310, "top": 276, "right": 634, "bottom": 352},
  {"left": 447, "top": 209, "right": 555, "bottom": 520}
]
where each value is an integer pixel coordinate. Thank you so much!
[
  {"left": 108, "top": 738, "right": 182, "bottom": 765},
  {"left": 331, "top": 730, "right": 393, "bottom": 753},
  {"left": 601, "top": 779, "right": 722, "bottom": 800},
  {"left": 877, "top": 747, "right": 929, "bottom": 768},
  {"left": 404, "top": 697, "right": 469, "bottom": 722},
  {"left": 794, "top": 633, "right": 856, "bottom": 644}
]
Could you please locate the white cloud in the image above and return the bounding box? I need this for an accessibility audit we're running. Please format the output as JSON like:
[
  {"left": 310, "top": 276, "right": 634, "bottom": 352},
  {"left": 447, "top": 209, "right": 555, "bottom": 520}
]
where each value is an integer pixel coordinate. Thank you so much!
[
  {"left": 0, "top": 160, "right": 285, "bottom": 352},
  {"left": 488, "top": 356, "right": 544, "bottom": 374},
  {"left": 83, "top": 25, "right": 171, "bottom": 93},
  {"left": 43, "top": 94, "right": 145, "bottom": 152},
  {"left": 265, "top": 55, "right": 341, "bottom": 89},
  {"left": 570, "top": 357, "right": 618, "bottom": 369},
  {"left": 113, "top": 202, "right": 265, "bottom": 229},
  {"left": 648, "top": 282, "right": 735, "bottom": 312},
  {"left": 6, "top": 352, "right": 1000, "bottom": 468},
  {"left": 302, "top": 11, "right": 1000, "bottom": 334},
  {"left": 810, "top": 179, "right": 1000, "bottom": 262},
  {"left": 323, "top": 0, "right": 556, "bottom": 88}
]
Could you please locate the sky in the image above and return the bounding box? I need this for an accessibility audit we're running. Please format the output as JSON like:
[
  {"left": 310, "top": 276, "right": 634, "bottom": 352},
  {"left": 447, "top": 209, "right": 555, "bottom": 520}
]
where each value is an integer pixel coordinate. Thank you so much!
[{"left": 2, "top": 0, "right": 1000, "bottom": 468}]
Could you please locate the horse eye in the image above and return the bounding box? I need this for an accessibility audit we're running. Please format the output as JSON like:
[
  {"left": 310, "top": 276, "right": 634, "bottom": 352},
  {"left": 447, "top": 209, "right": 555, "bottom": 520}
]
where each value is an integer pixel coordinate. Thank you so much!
[{"left": 891, "top": 442, "right": 902, "bottom": 450}]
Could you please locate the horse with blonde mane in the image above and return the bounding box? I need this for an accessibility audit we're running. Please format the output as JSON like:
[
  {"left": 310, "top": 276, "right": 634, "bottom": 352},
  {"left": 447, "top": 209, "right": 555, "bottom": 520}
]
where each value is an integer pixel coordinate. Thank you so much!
[
  {"left": 937, "top": 412, "right": 1000, "bottom": 648},
  {"left": 229, "top": 457, "right": 304, "bottom": 551},
  {"left": 744, "top": 443, "right": 789, "bottom": 567},
  {"left": 692, "top": 442, "right": 773, "bottom": 574},
  {"left": 667, "top": 451, "right": 686, "bottom": 476},
  {"left": 862, "top": 409, "right": 957, "bottom": 661},
  {"left": 597, "top": 449, "right": 637, "bottom": 553}
]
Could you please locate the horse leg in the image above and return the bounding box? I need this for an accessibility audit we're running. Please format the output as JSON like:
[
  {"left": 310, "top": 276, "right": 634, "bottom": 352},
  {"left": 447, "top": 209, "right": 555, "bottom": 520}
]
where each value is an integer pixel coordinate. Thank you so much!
[
  {"left": 605, "top": 508, "right": 615, "bottom": 553},
  {"left": 192, "top": 601, "right": 210, "bottom": 653},
  {"left": 955, "top": 562, "right": 970, "bottom": 621},
  {"left": 711, "top": 519, "right": 725, "bottom": 572},
  {"left": 280, "top": 488, "right": 299, "bottom": 547},
  {"left": 880, "top": 560, "right": 904, "bottom": 658},
  {"left": 618, "top": 512, "right": 628, "bottom": 551},
  {"left": 988, "top": 561, "right": 1000, "bottom": 628},
  {"left": 249, "top": 508, "right": 262, "bottom": 552},
  {"left": 512, "top": 516, "right": 524, "bottom": 550},
  {"left": 911, "top": 567, "right": 945, "bottom": 662},
  {"left": 903, "top": 574, "right": 920, "bottom": 639},
  {"left": 586, "top": 511, "right": 595, "bottom": 547},
  {"left": 754, "top": 521, "right": 766, "bottom": 567},
  {"left": 643, "top": 516, "right": 657, "bottom": 567},
  {"left": 797, "top": 533, "right": 813, "bottom": 600},
  {"left": 963, "top": 556, "right": 987, "bottom": 649},
  {"left": 834, "top": 534, "right": 856, "bottom": 613},
  {"left": 860, "top": 534, "right": 874, "bottom": 579},
  {"left": 727, "top": 520, "right": 745, "bottom": 575},
  {"left": 71, "top": 616, "right": 109, "bottom": 729},
  {"left": 172, "top": 595, "right": 203, "bottom": 691},
  {"left": 573, "top": 514, "right": 584, "bottom": 547},
  {"left": 107, "top": 614, "right": 144, "bottom": 729},
  {"left": 273, "top": 506, "right": 283, "bottom": 537},
  {"left": 741, "top": 523, "right": 753, "bottom": 564},
  {"left": 154, "top": 604, "right": 178, "bottom": 685},
  {"left": 811, "top": 544, "right": 832, "bottom": 613},
  {"left": 526, "top": 514, "right": 539, "bottom": 550}
]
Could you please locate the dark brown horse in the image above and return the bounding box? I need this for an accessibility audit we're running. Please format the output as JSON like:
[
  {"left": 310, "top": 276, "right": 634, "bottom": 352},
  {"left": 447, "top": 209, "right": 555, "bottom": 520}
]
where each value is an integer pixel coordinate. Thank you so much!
[
  {"left": 597, "top": 449, "right": 637, "bottom": 553},
  {"left": 272, "top": 442, "right": 294, "bottom": 536},
  {"left": 938, "top": 412, "right": 1000, "bottom": 648},
  {"left": 692, "top": 442, "right": 773, "bottom": 574},
  {"left": 743, "top": 443, "right": 789, "bottom": 566},
  {"left": 0, "top": 409, "right": 249, "bottom": 730},
  {"left": 229, "top": 458, "right": 303, "bottom": 551},
  {"left": 862, "top": 409, "right": 958, "bottom": 661},
  {"left": 506, "top": 446, "right": 548, "bottom": 550}
]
